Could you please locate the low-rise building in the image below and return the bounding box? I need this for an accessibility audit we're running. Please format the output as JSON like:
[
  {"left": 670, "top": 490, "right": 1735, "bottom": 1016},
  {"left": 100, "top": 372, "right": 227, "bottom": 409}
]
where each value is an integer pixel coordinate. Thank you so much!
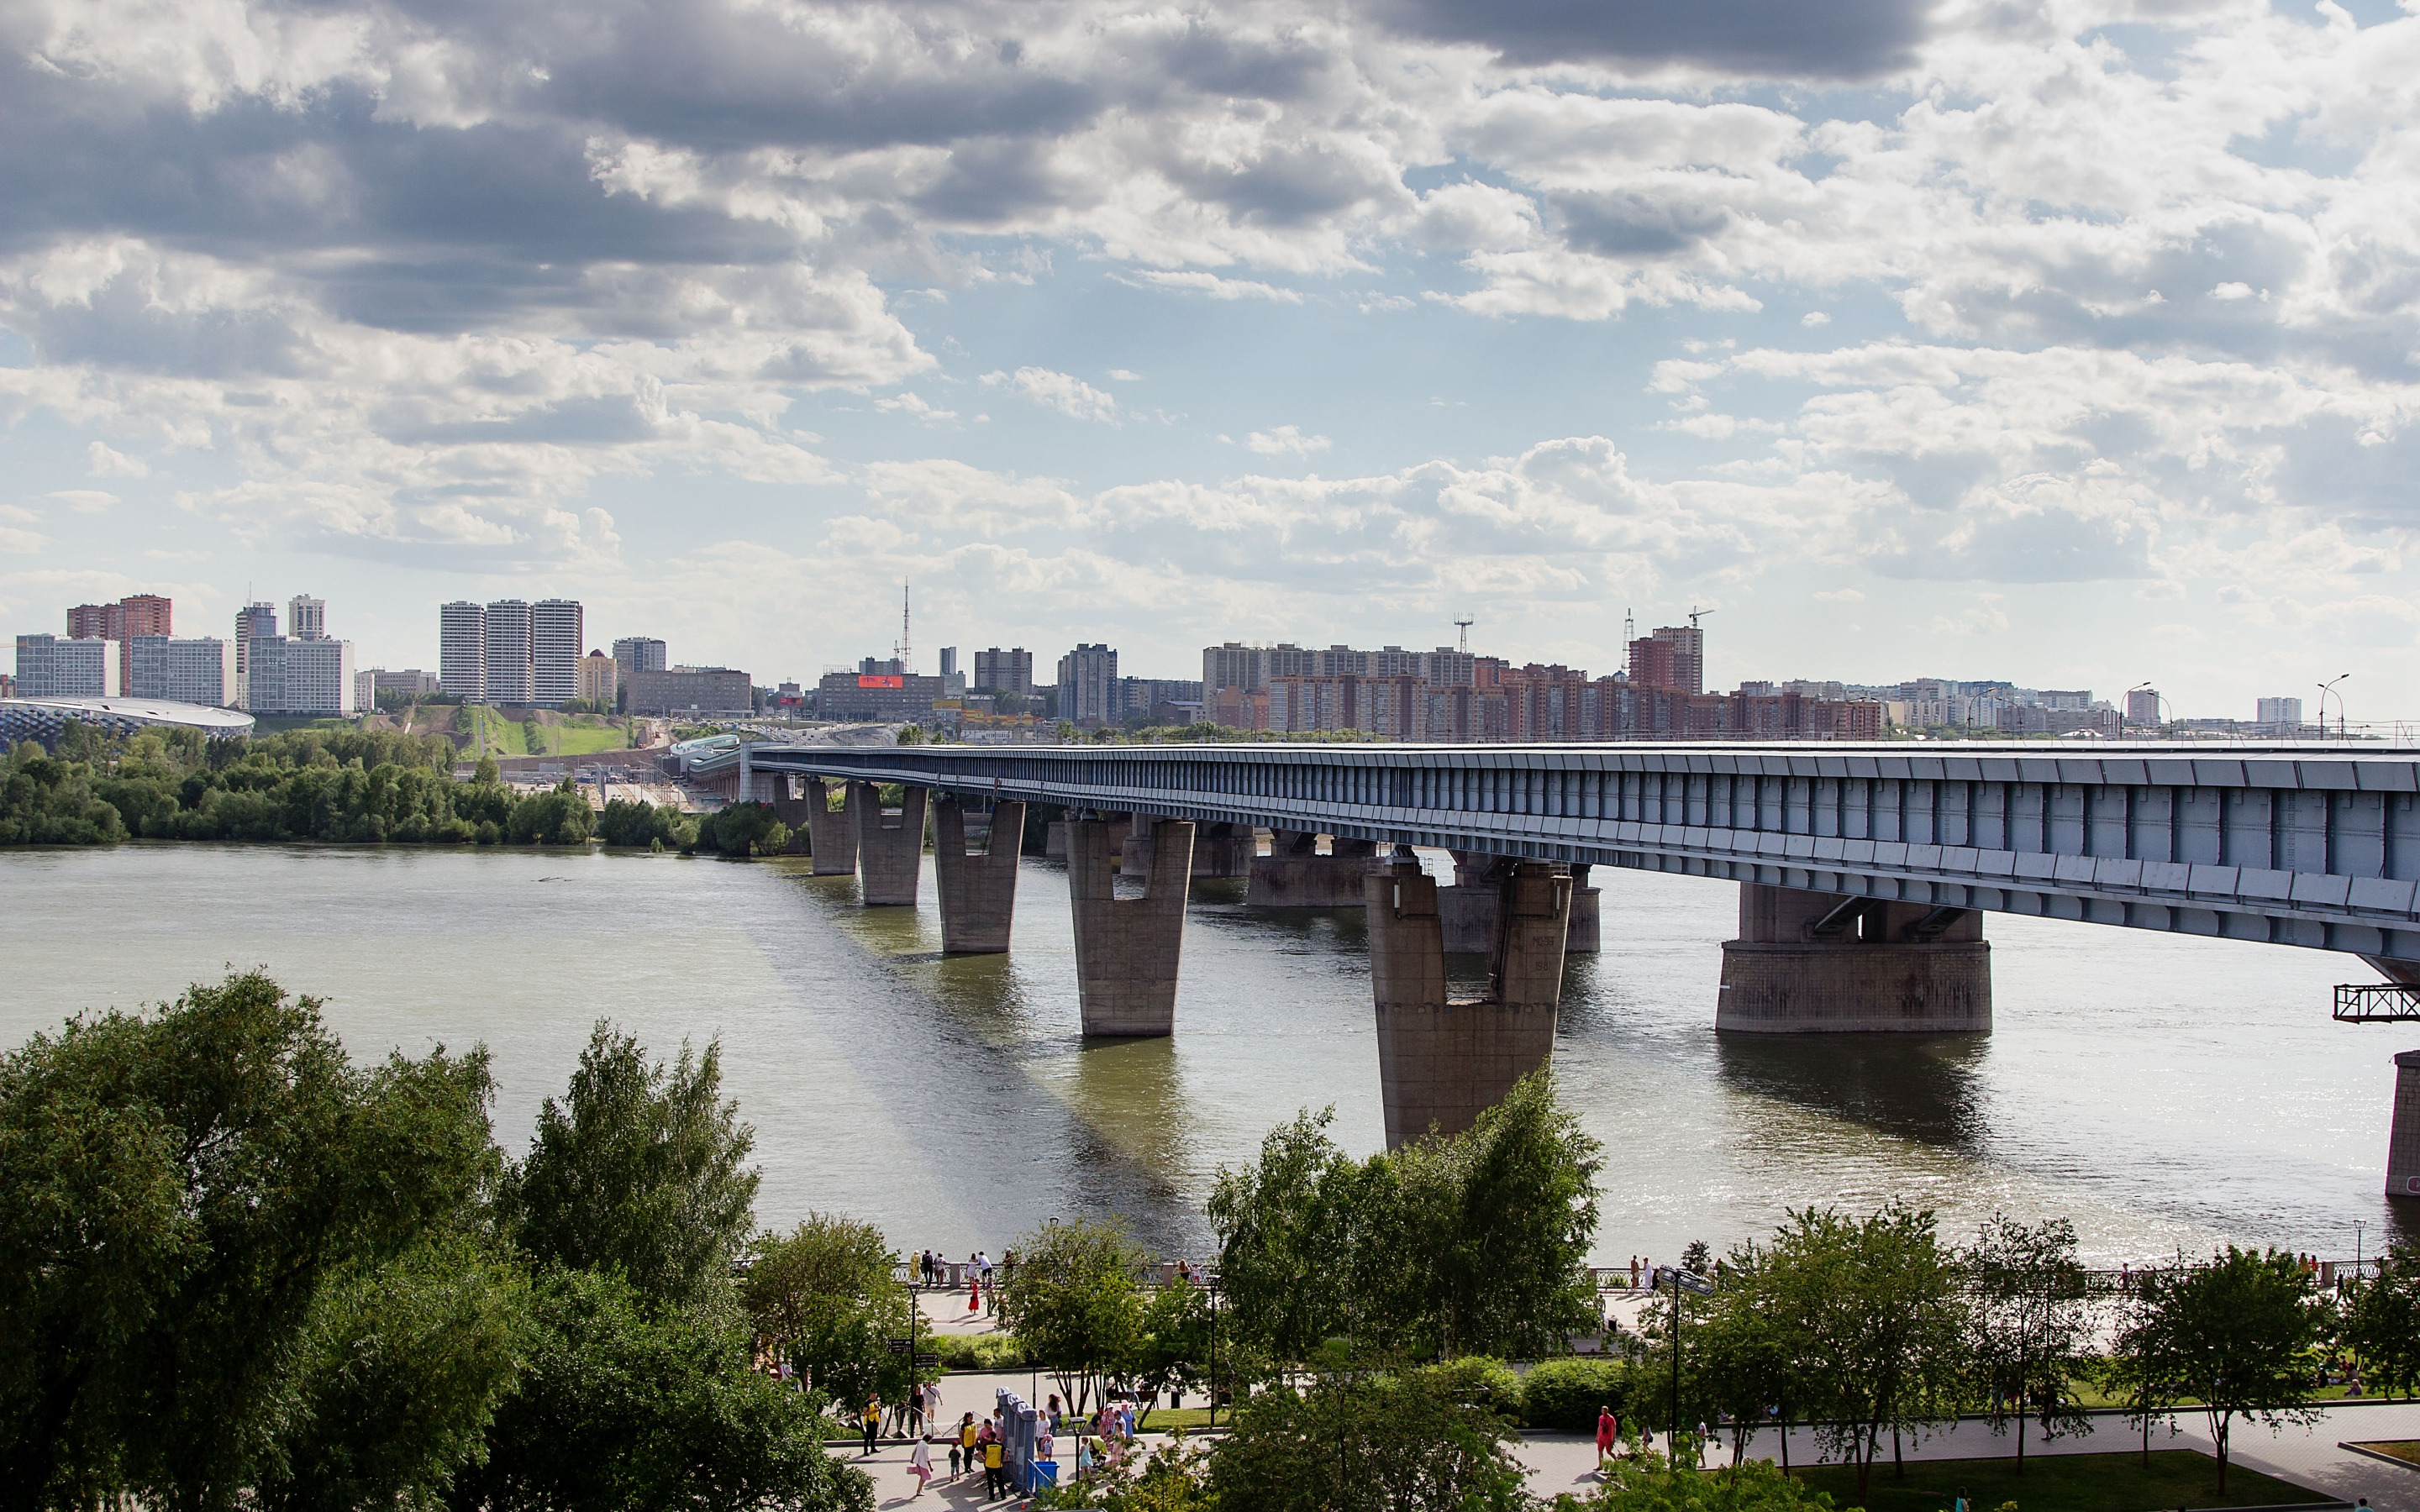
[
  {"left": 629, "top": 665, "right": 752, "bottom": 717},
  {"left": 0, "top": 696, "right": 254, "bottom": 750},
  {"left": 576, "top": 651, "right": 618, "bottom": 708},
  {"left": 816, "top": 659, "right": 945, "bottom": 722}
]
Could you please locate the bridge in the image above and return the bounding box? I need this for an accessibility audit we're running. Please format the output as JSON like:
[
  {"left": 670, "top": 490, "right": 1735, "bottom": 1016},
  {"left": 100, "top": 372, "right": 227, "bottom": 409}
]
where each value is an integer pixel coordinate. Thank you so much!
[{"left": 692, "top": 739, "right": 2420, "bottom": 1184}]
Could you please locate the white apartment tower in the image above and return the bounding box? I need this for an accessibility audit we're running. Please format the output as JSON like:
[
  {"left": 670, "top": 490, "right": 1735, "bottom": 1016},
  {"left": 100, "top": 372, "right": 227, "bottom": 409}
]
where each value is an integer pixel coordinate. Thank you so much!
[
  {"left": 287, "top": 594, "right": 327, "bottom": 640},
  {"left": 439, "top": 601, "right": 487, "bottom": 701},
  {"left": 613, "top": 637, "right": 668, "bottom": 675},
  {"left": 129, "top": 637, "right": 239, "bottom": 706},
  {"left": 14, "top": 634, "right": 120, "bottom": 697},
  {"left": 530, "top": 599, "right": 583, "bottom": 708},
  {"left": 482, "top": 600, "right": 534, "bottom": 706},
  {"left": 1057, "top": 643, "right": 1118, "bottom": 724},
  {"left": 245, "top": 636, "right": 355, "bottom": 715}
]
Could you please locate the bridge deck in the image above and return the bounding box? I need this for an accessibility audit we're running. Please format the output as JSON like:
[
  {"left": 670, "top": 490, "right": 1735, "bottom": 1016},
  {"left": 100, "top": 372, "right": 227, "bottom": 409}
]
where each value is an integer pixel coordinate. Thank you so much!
[{"left": 723, "top": 741, "right": 2420, "bottom": 964}]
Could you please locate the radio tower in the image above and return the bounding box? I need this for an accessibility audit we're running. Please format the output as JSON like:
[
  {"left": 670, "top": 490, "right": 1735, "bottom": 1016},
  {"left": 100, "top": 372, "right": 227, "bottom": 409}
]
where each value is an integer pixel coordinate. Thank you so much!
[
  {"left": 894, "top": 580, "right": 912, "bottom": 670},
  {"left": 1623, "top": 606, "right": 1635, "bottom": 644},
  {"left": 1453, "top": 613, "right": 1474, "bottom": 654}
]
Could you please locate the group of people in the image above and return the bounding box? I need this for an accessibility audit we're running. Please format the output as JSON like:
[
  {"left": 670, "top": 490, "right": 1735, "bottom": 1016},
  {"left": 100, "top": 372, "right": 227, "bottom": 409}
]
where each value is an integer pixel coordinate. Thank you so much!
[{"left": 910, "top": 1248, "right": 1007, "bottom": 1315}]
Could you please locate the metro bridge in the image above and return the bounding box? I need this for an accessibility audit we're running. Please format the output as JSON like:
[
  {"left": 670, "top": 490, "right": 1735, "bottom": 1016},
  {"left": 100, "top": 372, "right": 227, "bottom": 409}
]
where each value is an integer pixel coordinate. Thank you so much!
[{"left": 692, "top": 739, "right": 2420, "bottom": 1182}]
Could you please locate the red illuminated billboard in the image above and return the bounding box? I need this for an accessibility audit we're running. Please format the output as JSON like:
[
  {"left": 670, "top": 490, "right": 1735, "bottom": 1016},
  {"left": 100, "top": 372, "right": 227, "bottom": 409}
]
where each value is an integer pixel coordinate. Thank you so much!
[{"left": 857, "top": 675, "right": 904, "bottom": 688}]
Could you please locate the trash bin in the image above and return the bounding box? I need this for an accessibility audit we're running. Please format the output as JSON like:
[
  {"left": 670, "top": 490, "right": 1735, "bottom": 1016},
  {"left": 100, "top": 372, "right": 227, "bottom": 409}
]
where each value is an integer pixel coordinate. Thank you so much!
[{"left": 1028, "top": 1461, "right": 1059, "bottom": 1490}]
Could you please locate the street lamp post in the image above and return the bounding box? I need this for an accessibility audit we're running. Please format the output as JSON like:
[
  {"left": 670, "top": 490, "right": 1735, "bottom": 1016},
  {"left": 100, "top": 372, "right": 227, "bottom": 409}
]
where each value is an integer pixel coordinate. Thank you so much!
[{"left": 2320, "top": 674, "right": 2352, "bottom": 739}]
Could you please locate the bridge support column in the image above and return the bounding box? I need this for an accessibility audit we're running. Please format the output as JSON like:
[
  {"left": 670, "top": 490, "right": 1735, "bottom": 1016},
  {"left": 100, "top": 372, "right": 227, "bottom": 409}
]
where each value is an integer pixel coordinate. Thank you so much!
[
  {"left": 1717, "top": 883, "right": 1991, "bottom": 1032},
  {"left": 1439, "top": 852, "right": 1600, "bottom": 953},
  {"left": 1192, "top": 822, "right": 1255, "bottom": 878},
  {"left": 1369, "top": 857, "right": 1570, "bottom": 1148},
  {"left": 1121, "top": 812, "right": 1159, "bottom": 879},
  {"left": 797, "top": 778, "right": 858, "bottom": 874},
  {"left": 852, "top": 780, "right": 926, "bottom": 906},
  {"left": 1070, "top": 816, "right": 1196, "bottom": 1037},
  {"left": 935, "top": 796, "right": 1023, "bottom": 953},
  {"left": 1246, "top": 831, "right": 1377, "bottom": 906}
]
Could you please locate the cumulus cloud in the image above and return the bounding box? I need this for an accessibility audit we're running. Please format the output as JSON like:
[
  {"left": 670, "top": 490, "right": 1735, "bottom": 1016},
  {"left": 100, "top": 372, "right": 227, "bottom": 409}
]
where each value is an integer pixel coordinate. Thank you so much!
[
  {"left": 981, "top": 366, "right": 1119, "bottom": 423},
  {"left": 85, "top": 442, "right": 146, "bottom": 477},
  {"left": 1244, "top": 425, "right": 1331, "bottom": 456},
  {"left": 1115, "top": 270, "right": 1306, "bottom": 303}
]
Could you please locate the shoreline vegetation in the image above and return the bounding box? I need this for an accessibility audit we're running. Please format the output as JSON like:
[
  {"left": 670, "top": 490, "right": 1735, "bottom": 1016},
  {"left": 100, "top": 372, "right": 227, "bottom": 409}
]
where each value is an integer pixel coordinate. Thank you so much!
[
  {"left": 0, "top": 723, "right": 793, "bottom": 855},
  {"left": 0, "top": 969, "right": 2397, "bottom": 1512}
]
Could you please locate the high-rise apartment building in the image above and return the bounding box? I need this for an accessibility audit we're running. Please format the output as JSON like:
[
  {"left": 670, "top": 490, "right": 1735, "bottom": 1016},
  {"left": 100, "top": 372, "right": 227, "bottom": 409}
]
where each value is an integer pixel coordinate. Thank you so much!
[
  {"left": 1627, "top": 636, "right": 1677, "bottom": 689},
  {"left": 129, "top": 637, "right": 238, "bottom": 706},
  {"left": 1649, "top": 625, "right": 1703, "bottom": 696},
  {"left": 973, "top": 647, "right": 1034, "bottom": 695},
  {"left": 439, "top": 601, "right": 487, "bottom": 701},
  {"left": 613, "top": 637, "right": 668, "bottom": 676},
  {"left": 530, "top": 599, "right": 583, "bottom": 707},
  {"left": 1057, "top": 643, "right": 1118, "bottom": 724},
  {"left": 14, "top": 634, "right": 120, "bottom": 697},
  {"left": 66, "top": 595, "right": 172, "bottom": 691},
  {"left": 66, "top": 603, "right": 113, "bottom": 640},
  {"left": 2257, "top": 696, "right": 2304, "bottom": 727},
  {"left": 234, "top": 602, "right": 278, "bottom": 690},
  {"left": 483, "top": 600, "right": 534, "bottom": 705},
  {"left": 2125, "top": 688, "right": 2162, "bottom": 727},
  {"left": 245, "top": 636, "right": 355, "bottom": 715},
  {"left": 287, "top": 594, "right": 326, "bottom": 640}
]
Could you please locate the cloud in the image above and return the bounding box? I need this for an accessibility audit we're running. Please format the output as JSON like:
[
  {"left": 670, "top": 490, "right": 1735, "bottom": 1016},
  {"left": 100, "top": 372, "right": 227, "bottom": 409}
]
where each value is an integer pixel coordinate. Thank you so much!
[
  {"left": 1107, "top": 369, "right": 1143, "bottom": 381},
  {"left": 85, "top": 442, "right": 147, "bottom": 478},
  {"left": 1115, "top": 270, "right": 1305, "bottom": 303},
  {"left": 876, "top": 391, "right": 959, "bottom": 423},
  {"left": 1244, "top": 425, "right": 1332, "bottom": 456},
  {"left": 46, "top": 490, "right": 118, "bottom": 512},
  {"left": 980, "top": 366, "right": 1119, "bottom": 423},
  {"left": 1371, "top": 0, "right": 1928, "bottom": 79}
]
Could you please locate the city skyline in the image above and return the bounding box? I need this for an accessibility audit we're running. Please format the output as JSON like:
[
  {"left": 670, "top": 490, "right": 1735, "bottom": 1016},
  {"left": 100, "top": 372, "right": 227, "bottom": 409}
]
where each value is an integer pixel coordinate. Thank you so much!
[{"left": 3, "top": 3, "right": 2417, "bottom": 719}]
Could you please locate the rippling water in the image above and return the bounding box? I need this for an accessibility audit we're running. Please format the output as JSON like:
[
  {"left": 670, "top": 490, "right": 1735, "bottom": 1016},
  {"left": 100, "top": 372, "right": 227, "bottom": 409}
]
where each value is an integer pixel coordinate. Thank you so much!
[{"left": 3, "top": 843, "right": 2412, "bottom": 1266}]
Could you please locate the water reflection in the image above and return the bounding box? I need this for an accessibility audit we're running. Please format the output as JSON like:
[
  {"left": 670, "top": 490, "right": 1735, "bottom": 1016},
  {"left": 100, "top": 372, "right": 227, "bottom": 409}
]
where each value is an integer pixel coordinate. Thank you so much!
[{"left": 1713, "top": 1034, "right": 1991, "bottom": 1154}]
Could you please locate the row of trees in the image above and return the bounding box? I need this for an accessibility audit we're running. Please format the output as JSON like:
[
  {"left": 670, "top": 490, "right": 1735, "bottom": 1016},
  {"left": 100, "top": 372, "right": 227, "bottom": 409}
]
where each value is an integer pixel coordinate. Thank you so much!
[
  {"left": 1, "top": 727, "right": 790, "bottom": 854},
  {"left": 1637, "top": 1208, "right": 2396, "bottom": 1498},
  {"left": 0, "top": 972, "right": 872, "bottom": 1512}
]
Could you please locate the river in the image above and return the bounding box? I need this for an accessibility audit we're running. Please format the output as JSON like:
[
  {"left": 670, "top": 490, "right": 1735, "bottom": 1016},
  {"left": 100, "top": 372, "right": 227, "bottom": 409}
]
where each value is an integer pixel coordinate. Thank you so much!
[{"left": 3, "top": 843, "right": 2410, "bottom": 1267}]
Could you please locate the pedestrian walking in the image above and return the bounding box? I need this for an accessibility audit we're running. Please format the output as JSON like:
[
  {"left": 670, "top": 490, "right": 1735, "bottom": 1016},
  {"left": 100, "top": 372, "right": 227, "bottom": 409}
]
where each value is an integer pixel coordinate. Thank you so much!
[
  {"left": 968, "top": 1270, "right": 981, "bottom": 1314},
  {"left": 909, "top": 1381, "right": 926, "bottom": 1436},
  {"left": 983, "top": 1433, "right": 1007, "bottom": 1500},
  {"left": 1076, "top": 1435, "right": 1095, "bottom": 1481},
  {"left": 908, "top": 1436, "right": 934, "bottom": 1496},
  {"left": 860, "top": 1396, "right": 881, "bottom": 1457},
  {"left": 1596, "top": 1405, "right": 1617, "bottom": 1468}
]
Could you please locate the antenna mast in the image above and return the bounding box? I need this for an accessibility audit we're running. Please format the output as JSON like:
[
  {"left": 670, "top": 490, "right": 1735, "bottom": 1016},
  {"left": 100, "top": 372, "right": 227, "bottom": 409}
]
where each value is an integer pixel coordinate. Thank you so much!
[
  {"left": 1623, "top": 606, "right": 1635, "bottom": 644},
  {"left": 895, "top": 580, "right": 912, "bottom": 669},
  {"left": 1453, "top": 613, "right": 1474, "bottom": 654}
]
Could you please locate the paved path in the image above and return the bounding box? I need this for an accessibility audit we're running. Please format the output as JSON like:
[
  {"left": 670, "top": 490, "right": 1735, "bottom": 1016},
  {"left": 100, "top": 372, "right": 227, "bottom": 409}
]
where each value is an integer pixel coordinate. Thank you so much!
[{"left": 836, "top": 1362, "right": 2420, "bottom": 1510}]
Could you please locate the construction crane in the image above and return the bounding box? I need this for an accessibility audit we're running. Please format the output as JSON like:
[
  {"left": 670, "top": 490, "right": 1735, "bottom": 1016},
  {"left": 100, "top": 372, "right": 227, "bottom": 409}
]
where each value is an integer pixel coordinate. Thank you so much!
[
  {"left": 1453, "top": 614, "right": 1474, "bottom": 654},
  {"left": 1687, "top": 605, "right": 1715, "bottom": 630}
]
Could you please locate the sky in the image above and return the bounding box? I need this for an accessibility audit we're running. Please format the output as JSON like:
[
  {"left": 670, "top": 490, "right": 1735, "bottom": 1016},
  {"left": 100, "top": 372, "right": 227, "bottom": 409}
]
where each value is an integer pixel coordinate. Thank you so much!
[{"left": 4, "top": 0, "right": 2420, "bottom": 720}]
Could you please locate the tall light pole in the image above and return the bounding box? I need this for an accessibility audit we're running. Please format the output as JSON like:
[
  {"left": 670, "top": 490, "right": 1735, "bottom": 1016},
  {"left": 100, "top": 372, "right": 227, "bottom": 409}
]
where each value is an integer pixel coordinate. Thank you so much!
[{"left": 2321, "top": 674, "right": 2352, "bottom": 740}]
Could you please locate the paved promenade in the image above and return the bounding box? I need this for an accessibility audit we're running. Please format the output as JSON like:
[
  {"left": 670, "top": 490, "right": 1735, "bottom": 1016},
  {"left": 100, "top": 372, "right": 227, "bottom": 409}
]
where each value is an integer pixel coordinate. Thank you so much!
[{"left": 833, "top": 1385, "right": 2420, "bottom": 1510}]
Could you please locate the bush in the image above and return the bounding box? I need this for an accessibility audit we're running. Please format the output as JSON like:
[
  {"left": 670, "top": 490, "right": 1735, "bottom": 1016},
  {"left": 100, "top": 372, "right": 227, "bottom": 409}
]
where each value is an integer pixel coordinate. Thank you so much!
[
  {"left": 1416, "top": 1356, "right": 1527, "bottom": 1425},
  {"left": 1522, "top": 1357, "right": 1634, "bottom": 1431}
]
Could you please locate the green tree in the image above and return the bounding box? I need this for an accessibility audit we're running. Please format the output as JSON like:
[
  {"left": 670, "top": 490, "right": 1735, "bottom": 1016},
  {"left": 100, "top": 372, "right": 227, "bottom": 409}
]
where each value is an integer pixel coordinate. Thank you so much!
[
  {"left": 1128, "top": 1276, "right": 1216, "bottom": 1425},
  {"left": 1206, "top": 1109, "right": 1373, "bottom": 1362},
  {"left": 739, "top": 1215, "right": 918, "bottom": 1407},
  {"left": 454, "top": 1267, "right": 873, "bottom": 1512},
  {"left": 1963, "top": 1214, "right": 2094, "bottom": 1472},
  {"left": 2343, "top": 1247, "right": 2420, "bottom": 1398},
  {"left": 254, "top": 1232, "right": 527, "bottom": 1512},
  {"left": 0, "top": 745, "right": 128, "bottom": 844},
  {"left": 0, "top": 971, "right": 500, "bottom": 1512},
  {"left": 1204, "top": 1365, "right": 1530, "bottom": 1512},
  {"left": 501, "top": 1025, "right": 759, "bottom": 1313},
  {"left": 1691, "top": 1242, "right": 1806, "bottom": 1468},
  {"left": 2107, "top": 1247, "right": 2326, "bottom": 1492},
  {"left": 997, "top": 1217, "right": 1148, "bottom": 1413},
  {"left": 1763, "top": 1205, "right": 1968, "bottom": 1501},
  {"left": 1389, "top": 1071, "right": 1602, "bottom": 1359}
]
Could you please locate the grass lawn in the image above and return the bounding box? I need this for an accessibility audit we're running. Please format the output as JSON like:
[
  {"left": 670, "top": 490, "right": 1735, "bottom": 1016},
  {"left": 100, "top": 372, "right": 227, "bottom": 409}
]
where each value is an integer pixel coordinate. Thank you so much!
[
  {"left": 1135, "top": 1408, "right": 1219, "bottom": 1435},
  {"left": 543, "top": 720, "right": 632, "bottom": 755},
  {"left": 2347, "top": 1441, "right": 2420, "bottom": 1466},
  {"left": 460, "top": 706, "right": 529, "bottom": 756},
  {"left": 1787, "top": 1449, "right": 2326, "bottom": 1512}
]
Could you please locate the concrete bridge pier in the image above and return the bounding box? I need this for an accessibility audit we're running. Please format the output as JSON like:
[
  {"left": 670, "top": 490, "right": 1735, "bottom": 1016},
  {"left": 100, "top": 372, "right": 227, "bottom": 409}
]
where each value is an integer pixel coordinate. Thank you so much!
[
  {"left": 1069, "top": 816, "right": 1197, "bottom": 1037},
  {"left": 1120, "top": 812, "right": 1160, "bottom": 878},
  {"left": 1192, "top": 822, "right": 1255, "bottom": 877},
  {"left": 1368, "top": 856, "right": 1570, "bottom": 1148},
  {"left": 934, "top": 796, "right": 1023, "bottom": 953},
  {"left": 1717, "top": 882, "right": 1991, "bottom": 1032},
  {"left": 2366, "top": 961, "right": 2420, "bottom": 1200},
  {"left": 796, "top": 778, "right": 858, "bottom": 874},
  {"left": 1439, "top": 851, "right": 1599, "bottom": 954},
  {"left": 1246, "top": 831, "right": 1379, "bottom": 906},
  {"left": 852, "top": 780, "right": 927, "bottom": 906}
]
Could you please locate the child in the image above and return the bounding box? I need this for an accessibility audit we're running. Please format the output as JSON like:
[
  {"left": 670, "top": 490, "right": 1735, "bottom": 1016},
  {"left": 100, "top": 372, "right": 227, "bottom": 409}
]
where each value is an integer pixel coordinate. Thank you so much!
[{"left": 948, "top": 1440, "right": 962, "bottom": 1479}]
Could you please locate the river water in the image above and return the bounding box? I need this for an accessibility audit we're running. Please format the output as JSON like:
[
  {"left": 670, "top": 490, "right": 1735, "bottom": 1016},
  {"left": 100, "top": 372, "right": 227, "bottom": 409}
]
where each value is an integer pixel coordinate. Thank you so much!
[{"left": 3, "top": 843, "right": 2411, "bottom": 1268}]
